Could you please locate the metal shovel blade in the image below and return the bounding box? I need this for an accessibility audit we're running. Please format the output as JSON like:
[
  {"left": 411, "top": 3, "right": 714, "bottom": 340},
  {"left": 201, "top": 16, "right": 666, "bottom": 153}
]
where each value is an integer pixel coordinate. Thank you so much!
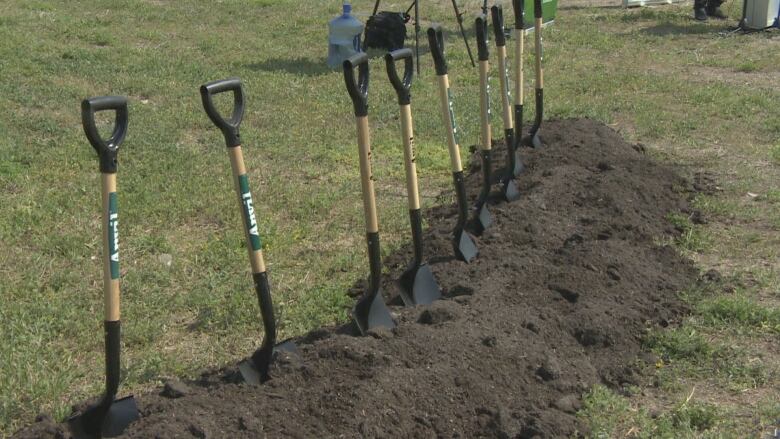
[
  {"left": 503, "top": 178, "right": 521, "bottom": 202},
  {"left": 239, "top": 340, "right": 300, "bottom": 385},
  {"left": 399, "top": 263, "right": 442, "bottom": 306},
  {"left": 530, "top": 133, "right": 542, "bottom": 148},
  {"left": 68, "top": 395, "right": 139, "bottom": 439},
  {"left": 513, "top": 152, "right": 524, "bottom": 177},
  {"left": 522, "top": 133, "right": 543, "bottom": 149},
  {"left": 472, "top": 203, "right": 493, "bottom": 235},
  {"left": 352, "top": 289, "right": 395, "bottom": 335},
  {"left": 453, "top": 228, "right": 479, "bottom": 263}
]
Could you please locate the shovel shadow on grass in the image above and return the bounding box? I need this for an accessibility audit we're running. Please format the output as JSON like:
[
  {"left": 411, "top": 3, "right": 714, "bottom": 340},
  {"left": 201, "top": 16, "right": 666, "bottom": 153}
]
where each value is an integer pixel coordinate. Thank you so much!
[{"left": 245, "top": 58, "right": 333, "bottom": 76}]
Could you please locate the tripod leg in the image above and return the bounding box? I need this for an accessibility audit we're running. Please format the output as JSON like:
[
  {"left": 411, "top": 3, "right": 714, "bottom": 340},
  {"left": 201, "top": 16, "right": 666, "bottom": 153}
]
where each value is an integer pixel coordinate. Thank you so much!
[
  {"left": 451, "top": 0, "right": 476, "bottom": 67},
  {"left": 415, "top": 0, "right": 420, "bottom": 75}
]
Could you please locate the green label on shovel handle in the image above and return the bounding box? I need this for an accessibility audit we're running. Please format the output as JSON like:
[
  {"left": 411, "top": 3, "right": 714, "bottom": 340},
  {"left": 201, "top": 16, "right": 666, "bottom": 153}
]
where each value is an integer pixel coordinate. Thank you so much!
[
  {"left": 447, "top": 87, "right": 460, "bottom": 145},
  {"left": 238, "top": 174, "right": 262, "bottom": 251},
  {"left": 107, "top": 192, "right": 119, "bottom": 279}
]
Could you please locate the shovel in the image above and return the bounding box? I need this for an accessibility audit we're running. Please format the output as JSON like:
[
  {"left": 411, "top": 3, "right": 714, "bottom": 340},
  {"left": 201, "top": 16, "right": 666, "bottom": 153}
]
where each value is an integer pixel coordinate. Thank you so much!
[
  {"left": 427, "top": 25, "right": 478, "bottom": 263},
  {"left": 343, "top": 53, "right": 396, "bottom": 334},
  {"left": 199, "top": 78, "right": 297, "bottom": 384},
  {"left": 385, "top": 48, "right": 443, "bottom": 306},
  {"left": 68, "top": 96, "right": 139, "bottom": 439},
  {"left": 491, "top": 5, "right": 521, "bottom": 202},
  {"left": 473, "top": 14, "right": 493, "bottom": 235},
  {"left": 512, "top": 0, "right": 527, "bottom": 169},
  {"left": 524, "top": 0, "right": 544, "bottom": 148}
]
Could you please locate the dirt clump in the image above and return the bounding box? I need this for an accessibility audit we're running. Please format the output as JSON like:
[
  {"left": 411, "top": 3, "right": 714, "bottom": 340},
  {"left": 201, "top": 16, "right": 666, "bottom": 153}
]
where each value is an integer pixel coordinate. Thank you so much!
[{"left": 14, "top": 119, "right": 698, "bottom": 438}]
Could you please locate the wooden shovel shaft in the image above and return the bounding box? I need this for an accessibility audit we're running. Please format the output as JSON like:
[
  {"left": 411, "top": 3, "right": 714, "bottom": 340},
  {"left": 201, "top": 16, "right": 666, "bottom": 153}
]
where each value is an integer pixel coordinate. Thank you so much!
[
  {"left": 514, "top": 28, "right": 524, "bottom": 106},
  {"left": 101, "top": 173, "right": 120, "bottom": 322},
  {"left": 228, "top": 146, "right": 267, "bottom": 274},
  {"left": 436, "top": 75, "right": 464, "bottom": 173},
  {"left": 534, "top": 18, "right": 544, "bottom": 89},
  {"left": 496, "top": 45, "right": 514, "bottom": 131},
  {"left": 356, "top": 116, "right": 379, "bottom": 234},
  {"left": 479, "top": 60, "right": 492, "bottom": 151},
  {"left": 399, "top": 104, "right": 421, "bottom": 211}
]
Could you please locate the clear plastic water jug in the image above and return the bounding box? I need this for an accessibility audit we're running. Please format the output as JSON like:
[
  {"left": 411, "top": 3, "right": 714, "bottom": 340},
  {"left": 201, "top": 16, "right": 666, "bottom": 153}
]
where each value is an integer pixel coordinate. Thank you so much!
[{"left": 327, "top": 3, "right": 364, "bottom": 69}]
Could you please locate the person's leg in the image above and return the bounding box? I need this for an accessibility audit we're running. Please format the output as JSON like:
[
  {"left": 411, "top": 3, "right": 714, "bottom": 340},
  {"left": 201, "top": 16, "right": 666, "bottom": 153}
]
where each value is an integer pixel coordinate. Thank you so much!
[
  {"left": 694, "top": 0, "right": 709, "bottom": 20},
  {"left": 706, "top": 0, "right": 728, "bottom": 19}
]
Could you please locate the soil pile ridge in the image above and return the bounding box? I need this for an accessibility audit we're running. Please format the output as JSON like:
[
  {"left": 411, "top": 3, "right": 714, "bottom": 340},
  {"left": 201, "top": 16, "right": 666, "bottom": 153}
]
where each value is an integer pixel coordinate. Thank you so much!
[{"left": 15, "top": 119, "right": 698, "bottom": 438}]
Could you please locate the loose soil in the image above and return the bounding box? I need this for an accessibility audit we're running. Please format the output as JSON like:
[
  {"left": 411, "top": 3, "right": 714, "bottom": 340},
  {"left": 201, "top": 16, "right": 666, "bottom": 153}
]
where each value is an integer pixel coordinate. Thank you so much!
[{"left": 15, "top": 118, "right": 700, "bottom": 438}]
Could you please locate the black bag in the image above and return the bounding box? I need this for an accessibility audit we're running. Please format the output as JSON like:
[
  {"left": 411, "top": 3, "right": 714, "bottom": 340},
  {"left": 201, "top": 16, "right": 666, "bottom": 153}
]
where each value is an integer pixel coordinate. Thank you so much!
[{"left": 364, "top": 11, "right": 409, "bottom": 51}]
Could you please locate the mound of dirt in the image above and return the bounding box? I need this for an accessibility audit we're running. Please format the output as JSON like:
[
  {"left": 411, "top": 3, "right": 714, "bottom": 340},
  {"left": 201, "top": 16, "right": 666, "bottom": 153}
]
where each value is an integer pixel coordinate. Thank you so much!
[{"left": 15, "top": 119, "right": 699, "bottom": 438}]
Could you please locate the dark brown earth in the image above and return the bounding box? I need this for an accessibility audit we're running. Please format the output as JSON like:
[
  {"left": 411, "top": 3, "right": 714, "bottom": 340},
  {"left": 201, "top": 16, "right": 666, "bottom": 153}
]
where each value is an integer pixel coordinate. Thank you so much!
[{"left": 15, "top": 118, "right": 700, "bottom": 438}]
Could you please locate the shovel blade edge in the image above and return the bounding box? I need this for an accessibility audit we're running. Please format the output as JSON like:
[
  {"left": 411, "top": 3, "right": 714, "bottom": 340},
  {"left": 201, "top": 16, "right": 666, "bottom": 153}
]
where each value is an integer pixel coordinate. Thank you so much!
[
  {"left": 412, "top": 264, "right": 442, "bottom": 305},
  {"left": 455, "top": 230, "right": 479, "bottom": 263},
  {"left": 69, "top": 396, "right": 139, "bottom": 439},
  {"left": 352, "top": 290, "right": 395, "bottom": 335}
]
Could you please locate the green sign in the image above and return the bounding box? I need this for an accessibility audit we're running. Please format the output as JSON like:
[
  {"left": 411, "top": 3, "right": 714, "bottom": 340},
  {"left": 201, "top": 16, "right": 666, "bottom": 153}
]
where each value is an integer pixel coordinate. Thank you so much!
[
  {"left": 107, "top": 192, "right": 119, "bottom": 279},
  {"left": 521, "top": 0, "right": 558, "bottom": 27},
  {"left": 238, "top": 174, "right": 262, "bottom": 251}
]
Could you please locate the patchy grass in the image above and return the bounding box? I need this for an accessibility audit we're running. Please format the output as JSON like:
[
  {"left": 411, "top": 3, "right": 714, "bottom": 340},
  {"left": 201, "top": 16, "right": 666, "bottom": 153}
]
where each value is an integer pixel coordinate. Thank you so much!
[
  {"left": 667, "top": 212, "right": 712, "bottom": 253},
  {"left": 579, "top": 385, "right": 721, "bottom": 438},
  {"left": 0, "top": 0, "right": 778, "bottom": 436},
  {"left": 698, "top": 296, "right": 780, "bottom": 333}
]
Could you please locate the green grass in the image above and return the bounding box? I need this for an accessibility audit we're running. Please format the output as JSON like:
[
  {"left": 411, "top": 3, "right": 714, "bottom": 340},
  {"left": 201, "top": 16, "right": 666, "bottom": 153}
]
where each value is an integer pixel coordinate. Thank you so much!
[
  {"left": 579, "top": 384, "right": 724, "bottom": 438},
  {"left": 1, "top": 0, "right": 779, "bottom": 436},
  {"left": 667, "top": 213, "right": 712, "bottom": 253}
]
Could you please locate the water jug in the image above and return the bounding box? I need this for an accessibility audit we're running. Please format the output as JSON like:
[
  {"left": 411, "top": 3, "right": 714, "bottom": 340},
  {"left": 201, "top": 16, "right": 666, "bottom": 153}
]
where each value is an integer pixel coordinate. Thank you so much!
[{"left": 327, "top": 3, "right": 364, "bottom": 69}]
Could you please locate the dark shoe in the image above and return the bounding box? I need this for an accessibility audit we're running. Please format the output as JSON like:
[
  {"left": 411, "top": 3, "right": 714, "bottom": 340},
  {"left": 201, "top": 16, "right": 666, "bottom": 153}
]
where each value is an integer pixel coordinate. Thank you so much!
[
  {"left": 694, "top": 7, "right": 708, "bottom": 20},
  {"left": 706, "top": 6, "right": 727, "bottom": 19}
]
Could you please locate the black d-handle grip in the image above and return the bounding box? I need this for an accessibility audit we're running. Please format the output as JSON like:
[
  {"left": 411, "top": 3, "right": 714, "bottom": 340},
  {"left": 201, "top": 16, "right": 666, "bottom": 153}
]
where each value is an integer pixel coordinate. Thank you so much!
[
  {"left": 491, "top": 5, "right": 506, "bottom": 46},
  {"left": 343, "top": 52, "right": 369, "bottom": 117},
  {"left": 385, "top": 48, "right": 414, "bottom": 105},
  {"left": 81, "top": 96, "right": 128, "bottom": 174},
  {"left": 200, "top": 77, "right": 245, "bottom": 148},
  {"left": 476, "top": 15, "right": 489, "bottom": 61},
  {"left": 513, "top": 0, "right": 525, "bottom": 29},
  {"left": 427, "top": 25, "right": 448, "bottom": 76},
  {"left": 535, "top": 0, "right": 543, "bottom": 18}
]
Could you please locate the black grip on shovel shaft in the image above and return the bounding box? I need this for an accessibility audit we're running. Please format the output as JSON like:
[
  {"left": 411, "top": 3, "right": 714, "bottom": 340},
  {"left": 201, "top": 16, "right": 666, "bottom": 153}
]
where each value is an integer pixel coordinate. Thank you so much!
[
  {"left": 491, "top": 5, "right": 505, "bottom": 47},
  {"left": 513, "top": 0, "right": 525, "bottom": 29},
  {"left": 476, "top": 15, "right": 489, "bottom": 61},
  {"left": 104, "top": 320, "right": 121, "bottom": 399},
  {"left": 366, "top": 232, "right": 382, "bottom": 292},
  {"left": 200, "top": 78, "right": 245, "bottom": 148},
  {"left": 385, "top": 48, "right": 414, "bottom": 105},
  {"left": 535, "top": 0, "right": 543, "bottom": 18},
  {"left": 409, "top": 208, "right": 424, "bottom": 263},
  {"left": 427, "top": 25, "right": 448, "bottom": 75},
  {"left": 252, "top": 272, "right": 278, "bottom": 348},
  {"left": 514, "top": 103, "right": 524, "bottom": 149},
  {"left": 480, "top": 149, "right": 492, "bottom": 201},
  {"left": 453, "top": 171, "right": 469, "bottom": 228},
  {"left": 343, "top": 52, "right": 369, "bottom": 117},
  {"left": 81, "top": 96, "right": 128, "bottom": 174}
]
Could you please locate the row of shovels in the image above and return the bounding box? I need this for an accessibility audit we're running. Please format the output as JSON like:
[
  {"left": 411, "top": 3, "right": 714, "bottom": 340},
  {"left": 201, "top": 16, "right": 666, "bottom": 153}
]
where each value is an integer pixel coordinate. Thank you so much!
[
  {"left": 345, "top": 0, "right": 546, "bottom": 334},
  {"left": 66, "top": 1, "right": 545, "bottom": 437}
]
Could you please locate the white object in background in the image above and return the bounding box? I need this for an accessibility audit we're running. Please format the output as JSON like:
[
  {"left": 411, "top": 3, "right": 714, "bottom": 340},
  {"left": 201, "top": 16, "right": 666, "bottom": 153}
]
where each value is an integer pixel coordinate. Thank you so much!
[
  {"left": 623, "top": 0, "right": 686, "bottom": 8},
  {"left": 742, "top": 0, "right": 780, "bottom": 29},
  {"left": 327, "top": 2, "right": 364, "bottom": 69}
]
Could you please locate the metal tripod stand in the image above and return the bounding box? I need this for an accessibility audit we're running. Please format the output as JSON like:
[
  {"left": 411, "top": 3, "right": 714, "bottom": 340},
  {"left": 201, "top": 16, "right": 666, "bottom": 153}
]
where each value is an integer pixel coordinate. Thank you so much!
[{"left": 368, "top": 0, "right": 476, "bottom": 71}]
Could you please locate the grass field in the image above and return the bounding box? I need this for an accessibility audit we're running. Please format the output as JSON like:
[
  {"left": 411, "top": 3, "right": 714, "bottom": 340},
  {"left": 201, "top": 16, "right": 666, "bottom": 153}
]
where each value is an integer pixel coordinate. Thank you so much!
[{"left": 0, "top": 0, "right": 778, "bottom": 437}]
